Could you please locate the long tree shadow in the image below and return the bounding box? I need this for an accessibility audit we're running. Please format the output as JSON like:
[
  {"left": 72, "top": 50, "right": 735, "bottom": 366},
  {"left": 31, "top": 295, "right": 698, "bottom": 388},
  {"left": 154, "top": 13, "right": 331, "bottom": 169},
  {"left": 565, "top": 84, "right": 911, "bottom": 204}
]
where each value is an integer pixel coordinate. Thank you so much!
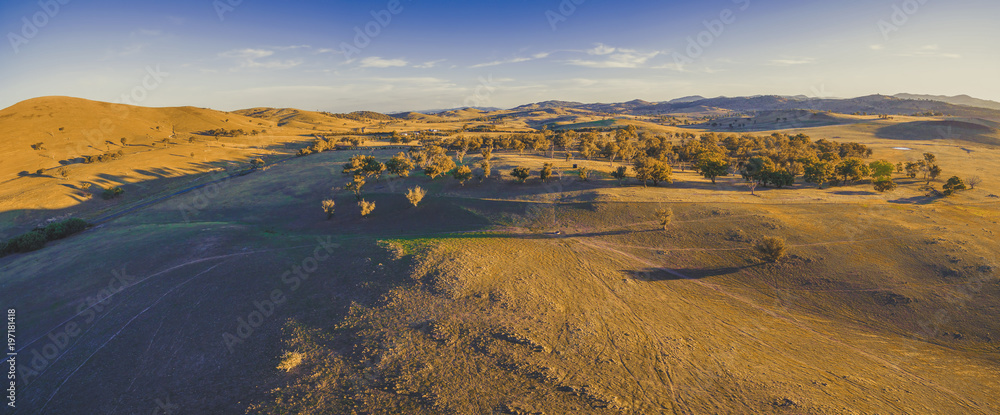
[
  {"left": 888, "top": 195, "right": 936, "bottom": 205},
  {"left": 625, "top": 263, "right": 762, "bottom": 281}
]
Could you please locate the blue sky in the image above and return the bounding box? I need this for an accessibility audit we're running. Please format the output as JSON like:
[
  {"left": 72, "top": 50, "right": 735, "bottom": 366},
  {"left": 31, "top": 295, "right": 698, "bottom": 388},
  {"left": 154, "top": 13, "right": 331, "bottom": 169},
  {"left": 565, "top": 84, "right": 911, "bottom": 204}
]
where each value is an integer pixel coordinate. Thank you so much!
[{"left": 2, "top": 0, "right": 998, "bottom": 112}]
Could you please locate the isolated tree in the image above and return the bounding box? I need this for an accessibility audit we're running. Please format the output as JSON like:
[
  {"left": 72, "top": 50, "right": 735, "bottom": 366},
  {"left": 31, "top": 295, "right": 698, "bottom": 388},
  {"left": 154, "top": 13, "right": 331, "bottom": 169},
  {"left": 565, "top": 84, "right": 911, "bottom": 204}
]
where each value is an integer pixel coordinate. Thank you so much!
[
  {"left": 406, "top": 186, "right": 426, "bottom": 207},
  {"left": 480, "top": 147, "right": 493, "bottom": 161},
  {"left": 102, "top": 186, "right": 125, "bottom": 200},
  {"left": 803, "top": 160, "right": 835, "bottom": 189},
  {"left": 346, "top": 175, "right": 366, "bottom": 201},
  {"left": 577, "top": 166, "right": 590, "bottom": 181},
  {"left": 358, "top": 200, "right": 376, "bottom": 217},
  {"left": 966, "top": 175, "right": 981, "bottom": 190},
  {"left": 343, "top": 155, "right": 369, "bottom": 176},
  {"left": 364, "top": 157, "right": 386, "bottom": 180},
  {"left": 479, "top": 159, "right": 492, "bottom": 180},
  {"left": 120, "top": 137, "right": 128, "bottom": 146},
  {"left": 695, "top": 153, "right": 730, "bottom": 184},
  {"left": 57, "top": 167, "right": 69, "bottom": 178},
  {"left": 321, "top": 199, "right": 336, "bottom": 219},
  {"left": 655, "top": 207, "right": 674, "bottom": 230},
  {"left": 611, "top": 166, "right": 628, "bottom": 185},
  {"left": 755, "top": 236, "right": 788, "bottom": 262},
  {"left": 453, "top": 165, "right": 473, "bottom": 186},
  {"left": 539, "top": 163, "right": 554, "bottom": 182},
  {"left": 386, "top": 152, "right": 415, "bottom": 178},
  {"left": 872, "top": 177, "right": 897, "bottom": 193},
  {"left": 942, "top": 176, "right": 967, "bottom": 196},
  {"left": 869, "top": 159, "right": 895, "bottom": 179},
  {"left": 923, "top": 152, "right": 937, "bottom": 165},
  {"left": 924, "top": 164, "right": 942, "bottom": 184},
  {"left": 904, "top": 161, "right": 921, "bottom": 178},
  {"left": 511, "top": 167, "right": 530, "bottom": 183},
  {"left": 424, "top": 154, "right": 456, "bottom": 179},
  {"left": 31, "top": 142, "right": 45, "bottom": 151}
]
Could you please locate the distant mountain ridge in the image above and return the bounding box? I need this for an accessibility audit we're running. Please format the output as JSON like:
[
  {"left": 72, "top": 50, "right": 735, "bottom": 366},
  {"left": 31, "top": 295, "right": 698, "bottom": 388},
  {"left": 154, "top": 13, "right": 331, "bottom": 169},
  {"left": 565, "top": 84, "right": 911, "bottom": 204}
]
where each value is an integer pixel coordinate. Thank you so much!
[
  {"left": 893, "top": 93, "right": 1000, "bottom": 111},
  {"left": 504, "top": 94, "right": 1000, "bottom": 121}
]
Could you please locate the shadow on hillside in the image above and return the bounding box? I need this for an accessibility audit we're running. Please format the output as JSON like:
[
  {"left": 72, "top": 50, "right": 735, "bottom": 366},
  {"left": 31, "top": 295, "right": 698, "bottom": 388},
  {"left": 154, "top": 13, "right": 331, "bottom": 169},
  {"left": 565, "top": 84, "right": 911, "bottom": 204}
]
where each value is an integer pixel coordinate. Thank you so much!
[
  {"left": 875, "top": 121, "right": 1000, "bottom": 146},
  {"left": 0, "top": 148, "right": 288, "bottom": 238},
  {"left": 831, "top": 190, "right": 878, "bottom": 196}
]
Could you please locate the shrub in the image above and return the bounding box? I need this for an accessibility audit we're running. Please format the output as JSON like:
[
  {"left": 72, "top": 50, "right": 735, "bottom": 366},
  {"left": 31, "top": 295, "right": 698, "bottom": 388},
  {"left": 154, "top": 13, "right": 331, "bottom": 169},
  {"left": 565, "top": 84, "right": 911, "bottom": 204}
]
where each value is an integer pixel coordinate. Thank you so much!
[
  {"left": 510, "top": 167, "right": 530, "bottom": 183},
  {"left": 479, "top": 159, "right": 491, "bottom": 180},
  {"left": 346, "top": 175, "right": 366, "bottom": 200},
  {"left": 57, "top": 167, "right": 69, "bottom": 178},
  {"left": 321, "top": 199, "right": 336, "bottom": 220},
  {"left": 6, "top": 231, "right": 47, "bottom": 253},
  {"left": 386, "top": 153, "right": 415, "bottom": 178},
  {"left": 250, "top": 158, "right": 265, "bottom": 170},
  {"left": 423, "top": 154, "right": 456, "bottom": 179},
  {"left": 102, "top": 186, "right": 125, "bottom": 200},
  {"left": 611, "top": 166, "right": 628, "bottom": 184},
  {"left": 43, "top": 218, "right": 88, "bottom": 240},
  {"left": 755, "top": 236, "right": 788, "bottom": 262},
  {"left": 31, "top": 142, "right": 46, "bottom": 150},
  {"left": 873, "top": 177, "right": 897, "bottom": 193},
  {"left": 358, "top": 200, "right": 375, "bottom": 217},
  {"left": 942, "top": 176, "right": 967, "bottom": 196},
  {"left": 406, "top": 186, "right": 426, "bottom": 207},
  {"left": 577, "top": 166, "right": 590, "bottom": 181},
  {"left": 452, "top": 165, "right": 473, "bottom": 186},
  {"left": 539, "top": 163, "right": 554, "bottom": 182}
]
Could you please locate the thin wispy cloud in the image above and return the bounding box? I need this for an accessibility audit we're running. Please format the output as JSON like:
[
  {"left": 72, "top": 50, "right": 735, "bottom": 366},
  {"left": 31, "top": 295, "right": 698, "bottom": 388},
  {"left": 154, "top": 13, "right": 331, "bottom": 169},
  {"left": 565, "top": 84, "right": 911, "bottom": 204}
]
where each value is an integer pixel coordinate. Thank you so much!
[
  {"left": 469, "top": 52, "right": 550, "bottom": 68},
  {"left": 566, "top": 50, "right": 659, "bottom": 69},
  {"left": 220, "top": 48, "right": 303, "bottom": 70},
  {"left": 221, "top": 49, "right": 274, "bottom": 59},
  {"left": 768, "top": 58, "right": 816, "bottom": 66},
  {"left": 414, "top": 59, "right": 446, "bottom": 69},
  {"left": 587, "top": 43, "right": 616, "bottom": 55},
  {"left": 895, "top": 44, "right": 961, "bottom": 59},
  {"left": 359, "top": 57, "right": 410, "bottom": 68}
]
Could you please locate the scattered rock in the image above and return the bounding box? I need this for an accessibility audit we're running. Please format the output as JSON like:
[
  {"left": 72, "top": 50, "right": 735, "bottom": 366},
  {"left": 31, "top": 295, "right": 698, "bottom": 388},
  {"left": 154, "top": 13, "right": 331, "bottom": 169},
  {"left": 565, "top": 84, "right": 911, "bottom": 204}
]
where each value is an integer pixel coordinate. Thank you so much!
[
  {"left": 773, "top": 398, "right": 798, "bottom": 408},
  {"left": 875, "top": 292, "right": 913, "bottom": 306}
]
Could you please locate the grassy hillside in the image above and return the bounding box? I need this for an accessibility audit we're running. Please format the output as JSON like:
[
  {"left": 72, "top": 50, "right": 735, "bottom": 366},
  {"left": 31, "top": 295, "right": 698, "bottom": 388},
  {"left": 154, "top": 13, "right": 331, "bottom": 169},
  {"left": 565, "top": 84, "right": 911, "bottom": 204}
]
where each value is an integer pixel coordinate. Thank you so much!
[
  {"left": 2, "top": 136, "right": 998, "bottom": 413},
  {"left": 2, "top": 97, "right": 999, "bottom": 414}
]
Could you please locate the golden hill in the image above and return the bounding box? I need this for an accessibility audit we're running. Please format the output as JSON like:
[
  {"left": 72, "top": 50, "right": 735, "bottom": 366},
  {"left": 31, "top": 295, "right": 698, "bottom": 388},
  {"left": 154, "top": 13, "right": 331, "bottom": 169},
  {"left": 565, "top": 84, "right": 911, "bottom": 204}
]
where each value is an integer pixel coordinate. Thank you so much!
[{"left": 0, "top": 96, "right": 275, "bottom": 178}]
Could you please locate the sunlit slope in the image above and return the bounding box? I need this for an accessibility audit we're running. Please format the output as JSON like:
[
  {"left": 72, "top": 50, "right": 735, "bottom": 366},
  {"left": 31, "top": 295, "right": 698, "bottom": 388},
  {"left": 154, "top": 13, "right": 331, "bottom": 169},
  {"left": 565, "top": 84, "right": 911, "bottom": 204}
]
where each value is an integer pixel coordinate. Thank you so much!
[
  {"left": 0, "top": 97, "right": 313, "bottom": 234},
  {"left": 0, "top": 96, "right": 277, "bottom": 177}
]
